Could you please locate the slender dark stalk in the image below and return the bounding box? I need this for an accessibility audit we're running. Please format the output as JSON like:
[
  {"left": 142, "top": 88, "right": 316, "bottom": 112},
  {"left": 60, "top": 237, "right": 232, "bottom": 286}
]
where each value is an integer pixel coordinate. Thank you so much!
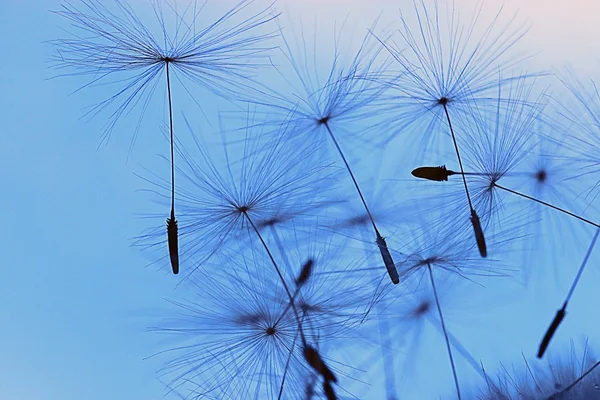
[
  {"left": 243, "top": 211, "right": 307, "bottom": 346},
  {"left": 360, "top": 230, "right": 397, "bottom": 400},
  {"left": 269, "top": 225, "right": 292, "bottom": 272},
  {"left": 278, "top": 318, "right": 303, "bottom": 400},
  {"left": 494, "top": 183, "right": 600, "bottom": 229},
  {"left": 537, "top": 228, "right": 600, "bottom": 358},
  {"left": 428, "top": 263, "right": 461, "bottom": 400},
  {"left": 441, "top": 103, "right": 487, "bottom": 258},
  {"left": 165, "top": 60, "right": 179, "bottom": 275},
  {"left": 322, "top": 121, "right": 399, "bottom": 284},
  {"left": 442, "top": 103, "right": 473, "bottom": 212}
]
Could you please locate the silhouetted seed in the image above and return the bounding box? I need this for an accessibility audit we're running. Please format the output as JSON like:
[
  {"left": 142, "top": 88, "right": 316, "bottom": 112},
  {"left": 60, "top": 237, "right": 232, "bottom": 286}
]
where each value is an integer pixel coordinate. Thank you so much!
[
  {"left": 296, "top": 259, "right": 314, "bottom": 287},
  {"left": 167, "top": 209, "right": 179, "bottom": 274},
  {"left": 537, "top": 306, "right": 566, "bottom": 359},
  {"left": 323, "top": 380, "right": 337, "bottom": 400},
  {"left": 303, "top": 345, "right": 338, "bottom": 383},
  {"left": 376, "top": 232, "right": 400, "bottom": 284},
  {"left": 411, "top": 165, "right": 455, "bottom": 181},
  {"left": 470, "top": 209, "right": 487, "bottom": 258}
]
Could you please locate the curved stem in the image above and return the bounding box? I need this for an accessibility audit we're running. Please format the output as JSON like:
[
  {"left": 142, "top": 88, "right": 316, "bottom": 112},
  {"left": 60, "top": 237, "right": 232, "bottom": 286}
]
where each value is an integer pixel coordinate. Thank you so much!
[{"left": 428, "top": 264, "right": 461, "bottom": 400}]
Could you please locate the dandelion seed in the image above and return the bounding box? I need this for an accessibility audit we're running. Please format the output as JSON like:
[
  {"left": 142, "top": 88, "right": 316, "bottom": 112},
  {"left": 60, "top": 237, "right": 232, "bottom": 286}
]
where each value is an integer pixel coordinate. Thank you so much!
[
  {"left": 374, "top": 0, "right": 541, "bottom": 257},
  {"left": 50, "top": 0, "right": 279, "bottom": 275},
  {"left": 149, "top": 256, "right": 313, "bottom": 399},
  {"left": 372, "top": 0, "right": 540, "bottom": 151},
  {"left": 244, "top": 20, "right": 401, "bottom": 283}
]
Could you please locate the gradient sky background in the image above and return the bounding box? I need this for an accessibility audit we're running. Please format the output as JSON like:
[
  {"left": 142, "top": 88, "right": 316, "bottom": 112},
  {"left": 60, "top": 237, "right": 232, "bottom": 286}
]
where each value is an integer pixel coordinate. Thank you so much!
[{"left": 1, "top": 0, "right": 600, "bottom": 399}]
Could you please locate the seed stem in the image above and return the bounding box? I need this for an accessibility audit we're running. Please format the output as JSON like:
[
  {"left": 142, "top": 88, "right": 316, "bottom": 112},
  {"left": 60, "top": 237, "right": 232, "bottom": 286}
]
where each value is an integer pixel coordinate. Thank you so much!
[
  {"left": 494, "top": 183, "right": 600, "bottom": 229},
  {"left": 323, "top": 121, "right": 399, "bottom": 283},
  {"left": 243, "top": 212, "right": 307, "bottom": 346},
  {"left": 165, "top": 60, "right": 179, "bottom": 275},
  {"left": 442, "top": 104, "right": 473, "bottom": 212},
  {"left": 538, "top": 228, "right": 600, "bottom": 358},
  {"left": 428, "top": 263, "right": 461, "bottom": 400}
]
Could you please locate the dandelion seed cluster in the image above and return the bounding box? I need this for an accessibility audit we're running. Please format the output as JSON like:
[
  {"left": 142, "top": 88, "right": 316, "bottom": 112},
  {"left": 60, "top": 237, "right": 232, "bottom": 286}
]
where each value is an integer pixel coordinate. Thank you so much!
[{"left": 50, "top": 0, "right": 600, "bottom": 398}]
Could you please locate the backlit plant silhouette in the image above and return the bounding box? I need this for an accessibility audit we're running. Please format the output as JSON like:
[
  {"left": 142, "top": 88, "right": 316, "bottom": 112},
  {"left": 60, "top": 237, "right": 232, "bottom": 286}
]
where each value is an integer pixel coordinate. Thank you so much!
[{"left": 48, "top": 0, "right": 600, "bottom": 399}]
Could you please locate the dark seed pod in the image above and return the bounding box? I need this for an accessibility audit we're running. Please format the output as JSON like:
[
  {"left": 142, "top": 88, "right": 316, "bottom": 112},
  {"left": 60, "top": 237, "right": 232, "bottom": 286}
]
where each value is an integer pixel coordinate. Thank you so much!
[
  {"left": 296, "top": 259, "right": 314, "bottom": 287},
  {"left": 376, "top": 232, "right": 400, "bottom": 284},
  {"left": 323, "top": 380, "right": 337, "bottom": 400},
  {"left": 411, "top": 165, "right": 453, "bottom": 181},
  {"left": 303, "top": 345, "right": 338, "bottom": 383},
  {"left": 537, "top": 306, "right": 567, "bottom": 359},
  {"left": 470, "top": 209, "right": 487, "bottom": 258},
  {"left": 167, "top": 210, "right": 179, "bottom": 275}
]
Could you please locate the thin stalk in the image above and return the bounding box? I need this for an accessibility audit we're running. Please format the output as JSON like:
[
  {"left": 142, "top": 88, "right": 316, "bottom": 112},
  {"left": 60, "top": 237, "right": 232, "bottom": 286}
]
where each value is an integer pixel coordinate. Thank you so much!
[
  {"left": 442, "top": 104, "right": 473, "bottom": 212},
  {"left": 243, "top": 212, "right": 307, "bottom": 346},
  {"left": 360, "top": 229, "right": 397, "bottom": 400},
  {"left": 323, "top": 121, "right": 377, "bottom": 231},
  {"left": 494, "top": 183, "right": 600, "bottom": 229},
  {"left": 428, "top": 263, "right": 462, "bottom": 400},
  {"left": 323, "top": 121, "right": 399, "bottom": 284},
  {"left": 165, "top": 60, "right": 179, "bottom": 275},
  {"left": 278, "top": 317, "right": 303, "bottom": 400},
  {"left": 442, "top": 104, "right": 486, "bottom": 258},
  {"left": 538, "top": 228, "right": 600, "bottom": 358},
  {"left": 166, "top": 61, "right": 175, "bottom": 215},
  {"left": 270, "top": 225, "right": 292, "bottom": 272}
]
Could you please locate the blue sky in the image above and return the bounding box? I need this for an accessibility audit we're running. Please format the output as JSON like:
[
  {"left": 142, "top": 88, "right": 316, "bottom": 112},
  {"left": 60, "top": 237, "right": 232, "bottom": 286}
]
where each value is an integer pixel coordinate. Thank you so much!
[{"left": 1, "top": 1, "right": 600, "bottom": 399}]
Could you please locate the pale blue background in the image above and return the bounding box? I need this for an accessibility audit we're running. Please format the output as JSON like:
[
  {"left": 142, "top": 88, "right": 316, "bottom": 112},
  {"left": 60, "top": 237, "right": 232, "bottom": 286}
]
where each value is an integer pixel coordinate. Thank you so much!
[{"left": 1, "top": 1, "right": 600, "bottom": 399}]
